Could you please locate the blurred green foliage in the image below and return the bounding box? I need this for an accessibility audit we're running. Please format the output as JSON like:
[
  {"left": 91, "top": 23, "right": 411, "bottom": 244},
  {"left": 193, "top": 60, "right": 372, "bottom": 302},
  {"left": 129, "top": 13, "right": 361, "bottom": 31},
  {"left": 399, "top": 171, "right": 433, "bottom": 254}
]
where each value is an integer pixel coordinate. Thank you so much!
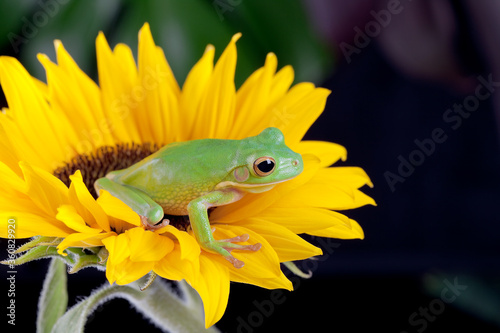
[{"left": 0, "top": 0, "right": 333, "bottom": 87}]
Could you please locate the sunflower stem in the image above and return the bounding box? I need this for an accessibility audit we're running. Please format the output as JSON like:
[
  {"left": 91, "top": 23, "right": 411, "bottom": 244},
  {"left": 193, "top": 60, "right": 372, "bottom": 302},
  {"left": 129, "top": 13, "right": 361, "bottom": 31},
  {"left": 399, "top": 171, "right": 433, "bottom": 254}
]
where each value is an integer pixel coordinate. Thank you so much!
[
  {"left": 51, "top": 278, "right": 220, "bottom": 333},
  {"left": 37, "top": 259, "right": 68, "bottom": 333}
]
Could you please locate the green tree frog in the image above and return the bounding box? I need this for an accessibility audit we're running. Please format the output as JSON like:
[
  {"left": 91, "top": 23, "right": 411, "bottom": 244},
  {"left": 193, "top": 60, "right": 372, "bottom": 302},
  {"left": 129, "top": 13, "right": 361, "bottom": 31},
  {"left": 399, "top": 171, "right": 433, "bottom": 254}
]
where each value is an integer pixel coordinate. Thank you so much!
[{"left": 94, "top": 127, "right": 303, "bottom": 268}]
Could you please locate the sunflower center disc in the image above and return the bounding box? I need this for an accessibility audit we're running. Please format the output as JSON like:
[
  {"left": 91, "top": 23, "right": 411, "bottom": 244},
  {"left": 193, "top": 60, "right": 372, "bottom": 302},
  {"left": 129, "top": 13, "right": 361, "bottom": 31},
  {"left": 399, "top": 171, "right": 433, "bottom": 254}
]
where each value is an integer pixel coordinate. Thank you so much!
[{"left": 53, "top": 142, "right": 160, "bottom": 198}]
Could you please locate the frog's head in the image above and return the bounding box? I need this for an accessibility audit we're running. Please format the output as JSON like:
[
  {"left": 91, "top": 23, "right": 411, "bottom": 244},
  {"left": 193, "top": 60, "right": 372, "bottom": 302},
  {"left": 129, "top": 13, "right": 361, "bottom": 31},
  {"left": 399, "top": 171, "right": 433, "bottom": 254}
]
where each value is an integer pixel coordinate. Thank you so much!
[{"left": 217, "top": 127, "right": 303, "bottom": 193}]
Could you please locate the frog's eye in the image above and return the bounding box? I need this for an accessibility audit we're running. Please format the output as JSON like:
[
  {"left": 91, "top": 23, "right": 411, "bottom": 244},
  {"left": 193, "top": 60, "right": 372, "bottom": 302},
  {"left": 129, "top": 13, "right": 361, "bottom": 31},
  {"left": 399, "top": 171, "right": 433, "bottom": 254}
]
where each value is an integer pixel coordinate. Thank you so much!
[{"left": 253, "top": 157, "right": 276, "bottom": 177}]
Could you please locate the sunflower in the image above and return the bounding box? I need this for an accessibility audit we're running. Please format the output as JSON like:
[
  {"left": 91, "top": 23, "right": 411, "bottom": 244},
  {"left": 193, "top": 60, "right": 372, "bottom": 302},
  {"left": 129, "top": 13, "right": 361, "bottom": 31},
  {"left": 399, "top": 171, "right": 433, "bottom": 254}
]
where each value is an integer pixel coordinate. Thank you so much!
[{"left": 0, "top": 23, "right": 374, "bottom": 328}]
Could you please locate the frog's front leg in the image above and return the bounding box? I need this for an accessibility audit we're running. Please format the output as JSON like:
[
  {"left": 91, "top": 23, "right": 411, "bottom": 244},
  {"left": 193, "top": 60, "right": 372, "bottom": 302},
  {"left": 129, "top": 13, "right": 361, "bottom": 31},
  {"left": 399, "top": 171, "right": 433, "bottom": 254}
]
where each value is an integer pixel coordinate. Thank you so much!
[
  {"left": 187, "top": 190, "right": 261, "bottom": 268},
  {"left": 94, "top": 177, "right": 169, "bottom": 230}
]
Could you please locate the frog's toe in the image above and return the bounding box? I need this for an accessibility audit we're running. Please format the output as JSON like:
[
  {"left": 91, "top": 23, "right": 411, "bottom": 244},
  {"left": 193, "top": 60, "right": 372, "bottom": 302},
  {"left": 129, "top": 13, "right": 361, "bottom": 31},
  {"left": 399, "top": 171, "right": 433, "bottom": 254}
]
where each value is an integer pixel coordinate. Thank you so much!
[
  {"left": 222, "top": 243, "right": 262, "bottom": 268},
  {"left": 225, "top": 256, "right": 245, "bottom": 269},
  {"left": 204, "top": 234, "right": 262, "bottom": 268},
  {"left": 218, "top": 234, "right": 262, "bottom": 253},
  {"left": 219, "top": 233, "right": 249, "bottom": 243},
  {"left": 140, "top": 216, "right": 170, "bottom": 231}
]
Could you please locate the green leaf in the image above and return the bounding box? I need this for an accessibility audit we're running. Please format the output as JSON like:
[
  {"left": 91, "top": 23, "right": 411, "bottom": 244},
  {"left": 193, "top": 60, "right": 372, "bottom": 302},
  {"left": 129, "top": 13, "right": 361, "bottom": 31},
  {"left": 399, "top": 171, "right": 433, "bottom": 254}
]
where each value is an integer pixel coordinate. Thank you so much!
[
  {"left": 51, "top": 279, "right": 220, "bottom": 333},
  {"left": 37, "top": 259, "right": 68, "bottom": 333}
]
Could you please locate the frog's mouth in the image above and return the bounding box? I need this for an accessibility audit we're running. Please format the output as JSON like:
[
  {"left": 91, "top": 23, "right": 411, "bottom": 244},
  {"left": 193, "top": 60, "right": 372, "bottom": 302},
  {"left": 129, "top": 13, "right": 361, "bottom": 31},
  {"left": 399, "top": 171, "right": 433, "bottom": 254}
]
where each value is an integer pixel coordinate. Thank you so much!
[{"left": 215, "top": 177, "right": 296, "bottom": 194}]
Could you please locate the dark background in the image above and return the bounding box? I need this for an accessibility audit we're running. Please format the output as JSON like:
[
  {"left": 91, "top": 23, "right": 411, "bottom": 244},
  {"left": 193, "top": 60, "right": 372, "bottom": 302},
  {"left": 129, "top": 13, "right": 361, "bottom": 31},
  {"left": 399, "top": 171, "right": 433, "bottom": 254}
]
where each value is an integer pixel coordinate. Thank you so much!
[{"left": 1, "top": 0, "right": 500, "bottom": 332}]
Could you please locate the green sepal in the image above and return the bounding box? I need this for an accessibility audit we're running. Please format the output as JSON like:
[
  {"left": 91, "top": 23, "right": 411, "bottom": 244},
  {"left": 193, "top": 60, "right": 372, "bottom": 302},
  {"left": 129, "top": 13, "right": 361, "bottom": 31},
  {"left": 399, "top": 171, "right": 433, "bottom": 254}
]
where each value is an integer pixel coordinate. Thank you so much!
[
  {"left": 2, "top": 245, "right": 107, "bottom": 273},
  {"left": 15, "top": 236, "right": 61, "bottom": 253},
  {"left": 62, "top": 247, "right": 108, "bottom": 273},
  {"left": 139, "top": 271, "right": 158, "bottom": 291},
  {"left": 283, "top": 261, "right": 313, "bottom": 279},
  {"left": 1, "top": 245, "right": 61, "bottom": 266}
]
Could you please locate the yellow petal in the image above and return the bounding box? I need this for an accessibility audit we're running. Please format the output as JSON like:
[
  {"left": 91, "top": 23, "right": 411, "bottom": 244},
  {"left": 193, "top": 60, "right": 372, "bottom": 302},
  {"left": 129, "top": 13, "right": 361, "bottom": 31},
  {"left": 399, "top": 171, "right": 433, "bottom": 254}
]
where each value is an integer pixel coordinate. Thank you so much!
[
  {"left": 230, "top": 52, "right": 278, "bottom": 139},
  {"left": 102, "top": 233, "right": 130, "bottom": 265},
  {"left": 102, "top": 233, "right": 132, "bottom": 284},
  {"left": 97, "top": 190, "right": 141, "bottom": 226},
  {"left": 191, "top": 33, "right": 240, "bottom": 139},
  {"left": 268, "top": 65, "right": 295, "bottom": 108},
  {"left": 137, "top": 23, "right": 164, "bottom": 143},
  {"left": 235, "top": 219, "right": 322, "bottom": 262},
  {"left": 0, "top": 114, "right": 50, "bottom": 170},
  {"left": 272, "top": 83, "right": 330, "bottom": 145},
  {"left": 0, "top": 56, "right": 67, "bottom": 166},
  {"left": 57, "top": 231, "right": 115, "bottom": 254},
  {"left": 106, "top": 216, "right": 137, "bottom": 235},
  {"left": 136, "top": 24, "right": 181, "bottom": 144},
  {"left": 188, "top": 255, "right": 230, "bottom": 328},
  {"left": 113, "top": 43, "right": 137, "bottom": 81},
  {"left": 0, "top": 167, "right": 73, "bottom": 238},
  {"left": 0, "top": 210, "right": 71, "bottom": 238},
  {"left": 255, "top": 206, "right": 352, "bottom": 234},
  {"left": 229, "top": 267, "right": 293, "bottom": 291},
  {"left": 0, "top": 160, "right": 25, "bottom": 193},
  {"left": 114, "top": 259, "right": 155, "bottom": 285},
  {"left": 38, "top": 40, "right": 115, "bottom": 153},
  {"left": 69, "top": 170, "right": 110, "bottom": 231},
  {"left": 156, "top": 225, "right": 200, "bottom": 262},
  {"left": 154, "top": 243, "right": 199, "bottom": 282},
  {"left": 19, "top": 161, "right": 69, "bottom": 216},
  {"left": 139, "top": 23, "right": 180, "bottom": 96},
  {"left": 155, "top": 47, "right": 182, "bottom": 144},
  {"left": 125, "top": 227, "right": 174, "bottom": 262},
  {"left": 180, "top": 44, "right": 215, "bottom": 140},
  {"left": 277, "top": 181, "right": 376, "bottom": 210},
  {"left": 37, "top": 54, "right": 82, "bottom": 157},
  {"left": 0, "top": 124, "right": 22, "bottom": 175},
  {"left": 295, "top": 141, "right": 347, "bottom": 167},
  {"left": 32, "top": 76, "right": 48, "bottom": 99},
  {"left": 56, "top": 205, "right": 102, "bottom": 234},
  {"left": 308, "top": 218, "right": 365, "bottom": 239},
  {"left": 96, "top": 31, "right": 142, "bottom": 143},
  {"left": 312, "top": 166, "right": 374, "bottom": 188}
]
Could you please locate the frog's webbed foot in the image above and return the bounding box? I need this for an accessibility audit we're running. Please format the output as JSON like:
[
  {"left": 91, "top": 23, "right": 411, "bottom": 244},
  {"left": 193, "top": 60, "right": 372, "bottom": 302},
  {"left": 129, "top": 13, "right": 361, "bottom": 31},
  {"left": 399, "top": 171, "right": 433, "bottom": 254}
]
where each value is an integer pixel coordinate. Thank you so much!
[
  {"left": 203, "top": 234, "right": 262, "bottom": 269},
  {"left": 140, "top": 215, "right": 170, "bottom": 231}
]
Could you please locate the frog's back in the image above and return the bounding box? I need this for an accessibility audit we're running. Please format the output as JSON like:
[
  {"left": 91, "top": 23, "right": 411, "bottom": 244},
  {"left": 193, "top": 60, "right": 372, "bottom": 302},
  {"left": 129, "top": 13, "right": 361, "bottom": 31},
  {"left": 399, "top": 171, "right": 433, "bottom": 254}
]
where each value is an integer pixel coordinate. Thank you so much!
[{"left": 110, "top": 138, "right": 237, "bottom": 215}]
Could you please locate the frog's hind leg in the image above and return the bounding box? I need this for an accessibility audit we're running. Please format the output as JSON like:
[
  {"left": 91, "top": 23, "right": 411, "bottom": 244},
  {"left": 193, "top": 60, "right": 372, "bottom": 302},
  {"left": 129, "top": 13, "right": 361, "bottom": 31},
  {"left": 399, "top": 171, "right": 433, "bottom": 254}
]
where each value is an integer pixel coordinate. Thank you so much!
[
  {"left": 187, "top": 190, "right": 262, "bottom": 268},
  {"left": 94, "top": 177, "right": 167, "bottom": 229}
]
